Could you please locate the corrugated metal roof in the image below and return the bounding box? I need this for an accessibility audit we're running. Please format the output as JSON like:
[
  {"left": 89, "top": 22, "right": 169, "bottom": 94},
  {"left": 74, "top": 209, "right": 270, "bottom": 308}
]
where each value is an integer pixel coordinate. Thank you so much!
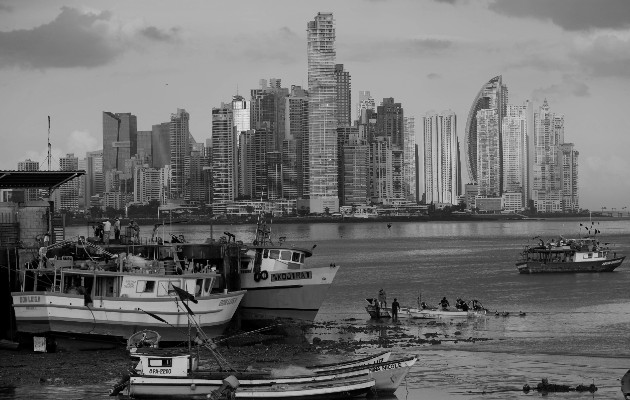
[{"left": 0, "top": 170, "right": 85, "bottom": 190}]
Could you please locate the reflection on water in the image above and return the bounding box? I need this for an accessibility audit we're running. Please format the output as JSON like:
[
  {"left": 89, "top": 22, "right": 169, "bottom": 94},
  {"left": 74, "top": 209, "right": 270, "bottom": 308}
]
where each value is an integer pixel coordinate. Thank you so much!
[{"left": 62, "top": 220, "right": 630, "bottom": 398}]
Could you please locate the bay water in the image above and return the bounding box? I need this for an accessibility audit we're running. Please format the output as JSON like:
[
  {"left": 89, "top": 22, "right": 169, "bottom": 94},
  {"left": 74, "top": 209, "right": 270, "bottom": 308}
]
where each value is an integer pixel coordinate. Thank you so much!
[{"left": 10, "top": 218, "right": 630, "bottom": 399}]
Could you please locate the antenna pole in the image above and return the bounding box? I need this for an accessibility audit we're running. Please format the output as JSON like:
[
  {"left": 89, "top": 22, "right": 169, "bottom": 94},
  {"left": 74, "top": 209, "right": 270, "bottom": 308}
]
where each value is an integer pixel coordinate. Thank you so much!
[{"left": 47, "top": 116, "right": 52, "bottom": 171}]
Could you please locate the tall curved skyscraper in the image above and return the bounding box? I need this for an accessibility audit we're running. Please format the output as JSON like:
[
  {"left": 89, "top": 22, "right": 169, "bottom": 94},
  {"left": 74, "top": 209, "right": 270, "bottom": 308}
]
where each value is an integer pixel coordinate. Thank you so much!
[{"left": 464, "top": 76, "right": 507, "bottom": 185}]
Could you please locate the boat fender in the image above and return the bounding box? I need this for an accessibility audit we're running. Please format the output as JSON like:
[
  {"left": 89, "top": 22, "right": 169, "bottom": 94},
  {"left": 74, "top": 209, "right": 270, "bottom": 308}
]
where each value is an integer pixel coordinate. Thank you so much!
[
  {"left": 260, "top": 270, "right": 269, "bottom": 280},
  {"left": 254, "top": 272, "right": 261, "bottom": 282}
]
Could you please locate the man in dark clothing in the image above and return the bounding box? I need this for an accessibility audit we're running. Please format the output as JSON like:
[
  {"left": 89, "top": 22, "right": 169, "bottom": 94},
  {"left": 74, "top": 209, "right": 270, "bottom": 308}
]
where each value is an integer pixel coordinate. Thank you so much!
[
  {"left": 391, "top": 298, "right": 400, "bottom": 321},
  {"left": 440, "top": 297, "right": 450, "bottom": 310}
]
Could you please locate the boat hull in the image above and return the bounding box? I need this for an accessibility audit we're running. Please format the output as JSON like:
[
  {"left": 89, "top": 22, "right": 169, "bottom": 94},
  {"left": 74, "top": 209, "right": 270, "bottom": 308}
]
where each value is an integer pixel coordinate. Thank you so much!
[
  {"left": 516, "top": 256, "right": 625, "bottom": 274},
  {"left": 400, "top": 307, "right": 483, "bottom": 319},
  {"left": 238, "top": 266, "right": 338, "bottom": 323},
  {"left": 11, "top": 291, "right": 245, "bottom": 342},
  {"left": 129, "top": 369, "right": 373, "bottom": 399}
]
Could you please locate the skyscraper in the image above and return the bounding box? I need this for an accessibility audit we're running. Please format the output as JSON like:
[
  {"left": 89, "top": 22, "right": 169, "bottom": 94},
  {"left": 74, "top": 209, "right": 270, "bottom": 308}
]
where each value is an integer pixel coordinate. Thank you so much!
[
  {"left": 403, "top": 116, "right": 417, "bottom": 202},
  {"left": 560, "top": 143, "right": 579, "bottom": 212},
  {"left": 532, "top": 99, "right": 564, "bottom": 212},
  {"left": 465, "top": 76, "right": 508, "bottom": 186},
  {"left": 335, "top": 64, "right": 351, "bottom": 127},
  {"left": 307, "top": 12, "right": 338, "bottom": 205},
  {"left": 357, "top": 91, "right": 375, "bottom": 122},
  {"left": 169, "top": 108, "right": 190, "bottom": 199},
  {"left": 286, "top": 86, "right": 310, "bottom": 198},
  {"left": 211, "top": 104, "right": 237, "bottom": 207},
  {"left": 423, "top": 111, "right": 459, "bottom": 205},
  {"left": 151, "top": 122, "right": 171, "bottom": 168},
  {"left": 376, "top": 98, "right": 404, "bottom": 147},
  {"left": 102, "top": 112, "right": 137, "bottom": 174},
  {"left": 502, "top": 103, "right": 531, "bottom": 209},
  {"left": 476, "top": 108, "right": 501, "bottom": 197},
  {"left": 58, "top": 153, "right": 79, "bottom": 211}
]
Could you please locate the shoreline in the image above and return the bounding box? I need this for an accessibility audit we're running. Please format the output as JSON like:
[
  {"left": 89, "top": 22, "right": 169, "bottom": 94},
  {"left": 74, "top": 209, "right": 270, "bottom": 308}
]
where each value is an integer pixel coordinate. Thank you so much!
[{"left": 62, "top": 213, "right": 625, "bottom": 227}]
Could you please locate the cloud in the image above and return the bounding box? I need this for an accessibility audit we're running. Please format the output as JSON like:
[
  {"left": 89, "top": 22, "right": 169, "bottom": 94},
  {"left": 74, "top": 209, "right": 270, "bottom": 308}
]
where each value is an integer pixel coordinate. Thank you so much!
[
  {"left": 343, "top": 37, "right": 454, "bottom": 62},
  {"left": 570, "top": 31, "right": 630, "bottom": 78},
  {"left": 427, "top": 72, "right": 442, "bottom": 79},
  {"left": 531, "top": 74, "right": 590, "bottom": 101},
  {"left": 0, "top": 6, "right": 180, "bottom": 69},
  {"left": 140, "top": 26, "right": 180, "bottom": 43},
  {"left": 488, "top": 0, "right": 630, "bottom": 31},
  {"left": 0, "top": 3, "right": 13, "bottom": 12},
  {"left": 22, "top": 130, "right": 98, "bottom": 169},
  {"left": 214, "top": 26, "right": 302, "bottom": 64},
  {"left": 66, "top": 130, "right": 99, "bottom": 156}
]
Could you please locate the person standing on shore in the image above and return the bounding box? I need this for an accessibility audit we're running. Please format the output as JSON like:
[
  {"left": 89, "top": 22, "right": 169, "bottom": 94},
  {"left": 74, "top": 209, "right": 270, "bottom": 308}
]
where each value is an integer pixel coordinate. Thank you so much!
[
  {"left": 114, "top": 217, "right": 121, "bottom": 241},
  {"left": 392, "top": 298, "right": 400, "bottom": 321}
]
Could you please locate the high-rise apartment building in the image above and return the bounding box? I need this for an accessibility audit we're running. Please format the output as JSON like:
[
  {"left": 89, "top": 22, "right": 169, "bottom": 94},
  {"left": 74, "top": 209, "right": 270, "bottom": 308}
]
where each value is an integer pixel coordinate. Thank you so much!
[
  {"left": 251, "top": 80, "right": 288, "bottom": 154},
  {"left": 211, "top": 104, "right": 237, "bottom": 207},
  {"left": 134, "top": 166, "right": 164, "bottom": 204},
  {"left": 423, "top": 111, "right": 459, "bottom": 205},
  {"left": 341, "top": 130, "right": 369, "bottom": 205},
  {"left": 532, "top": 100, "right": 565, "bottom": 212},
  {"left": 335, "top": 64, "right": 351, "bottom": 127},
  {"left": 307, "top": 12, "right": 338, "bottom": 206},
  {"left": 102, "top": 112, "right": 137, "bottom": 174},
  {"left": 58, "top": 153, "right": 79, "bottom": 211},
  {"left": 403, "top": 116, "right": 417, "bottom": 202},
  {"left": 502, "top": 103, "right": 531, "bottom": 209},
  {"left": 286, "top": 86, "right": 310, "bottom": 198},
  {"left": 476, "top": 108, "right": 501, "bottom": 198},
  {"left": 465, "top": 76, "right": 508, "bottom": 186},
  {"left": 369, "top": 137, "right": 404, "bottom": 204},
  {"left": 560, "top": 143, "right": 579, "bottom": 212},
  {"left": 169, "top": 108, "right": 190, "bottom": 199}
]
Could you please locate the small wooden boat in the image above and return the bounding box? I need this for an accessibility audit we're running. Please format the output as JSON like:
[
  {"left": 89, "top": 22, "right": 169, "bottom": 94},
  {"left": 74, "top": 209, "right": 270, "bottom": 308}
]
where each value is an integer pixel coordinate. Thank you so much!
[
  {"left": 322, "top": 355, "right": 417, "bottom": 393},
  {"left": 307, "top": 351, "right": 391, "bottom": 373}
]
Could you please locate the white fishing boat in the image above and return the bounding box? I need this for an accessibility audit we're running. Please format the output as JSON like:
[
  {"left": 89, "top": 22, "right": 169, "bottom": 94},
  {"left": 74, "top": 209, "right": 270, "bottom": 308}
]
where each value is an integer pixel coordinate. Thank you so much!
[
  {"left": 11, "top": 238, "right": 246, "bottom": 342},
  {"left": 125, "top": 351, "right": 414, "bottom": 398},
  {"left": 237, "top": 216, "right": 339, "bottom": 324}
]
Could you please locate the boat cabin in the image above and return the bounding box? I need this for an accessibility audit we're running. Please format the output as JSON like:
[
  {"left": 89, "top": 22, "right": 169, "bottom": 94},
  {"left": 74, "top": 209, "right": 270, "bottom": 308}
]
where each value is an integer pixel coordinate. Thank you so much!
[{"left": 242, "top": 246, "right": 312, "bottom": 273}]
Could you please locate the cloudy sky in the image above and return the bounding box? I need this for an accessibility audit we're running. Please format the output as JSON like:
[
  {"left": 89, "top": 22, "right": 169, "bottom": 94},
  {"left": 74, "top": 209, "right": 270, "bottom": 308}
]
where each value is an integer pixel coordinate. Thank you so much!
[{"left": 1, "top": 0, "right": 629, "bottom": 210}]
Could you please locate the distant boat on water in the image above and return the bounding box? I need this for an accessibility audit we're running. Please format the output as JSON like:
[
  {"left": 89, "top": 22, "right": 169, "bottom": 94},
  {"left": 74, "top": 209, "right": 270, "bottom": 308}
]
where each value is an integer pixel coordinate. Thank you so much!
[{"left": 516, "top": 236, "right": 625, "bottom": 274}]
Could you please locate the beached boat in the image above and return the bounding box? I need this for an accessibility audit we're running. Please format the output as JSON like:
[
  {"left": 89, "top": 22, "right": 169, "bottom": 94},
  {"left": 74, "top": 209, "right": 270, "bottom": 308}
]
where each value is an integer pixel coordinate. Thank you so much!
[
  {"left": 516, "top": 237, "right": 625, "bottom": 274},
  {"left": 307, "top": 351, "right": 391, "bottom": 373},
  {"left": 237, "top": 217, "right": 339, "bottom": 324},
  {"left": 621, "top": 369, "right": 630, "bottom": 399},
  {"left": 125, "top": 351, "right": 414, "bottom": 398},
  {"left": 11, "top": 238, "right": 245, "bottom": 342}
]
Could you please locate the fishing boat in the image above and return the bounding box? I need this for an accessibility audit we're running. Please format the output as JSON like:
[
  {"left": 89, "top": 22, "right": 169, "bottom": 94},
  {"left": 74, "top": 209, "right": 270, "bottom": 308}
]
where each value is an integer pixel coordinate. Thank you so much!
[
  {"left": 364, "top": 298, "right": 390, "bottom": 319},
  {"left": 237, "top": 216, "right": 339, "bottom": 325},
  {"left": 11, "top": 237, "right": 246, "bottom": 342},
  {"left": 125, "top": 351, "right": 414, "bottom": 398},
  {"left": 516, "top": 237, "right": 625, "bottom": 274}
]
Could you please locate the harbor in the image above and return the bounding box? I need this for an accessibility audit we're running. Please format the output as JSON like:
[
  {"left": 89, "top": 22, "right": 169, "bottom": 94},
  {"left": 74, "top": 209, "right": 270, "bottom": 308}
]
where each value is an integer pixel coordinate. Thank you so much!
[{"left": 2, "top": 217, "right": 630, "bottom": 398}]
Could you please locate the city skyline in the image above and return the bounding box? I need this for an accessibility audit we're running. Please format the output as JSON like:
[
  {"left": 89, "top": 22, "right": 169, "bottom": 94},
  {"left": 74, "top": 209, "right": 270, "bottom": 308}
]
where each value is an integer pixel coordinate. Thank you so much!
[{"left": 1, "top": 1, "right": 629, "bottom": 210}]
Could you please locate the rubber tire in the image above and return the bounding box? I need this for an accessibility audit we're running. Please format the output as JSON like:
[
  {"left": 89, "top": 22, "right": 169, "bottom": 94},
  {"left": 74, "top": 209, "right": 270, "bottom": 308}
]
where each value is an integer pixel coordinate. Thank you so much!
[
  {"left": 261, "top": 270, "right": 269, "bottom": 280},
  {"left": 254, "top": 272, "right": 261, "bottom": 282}
]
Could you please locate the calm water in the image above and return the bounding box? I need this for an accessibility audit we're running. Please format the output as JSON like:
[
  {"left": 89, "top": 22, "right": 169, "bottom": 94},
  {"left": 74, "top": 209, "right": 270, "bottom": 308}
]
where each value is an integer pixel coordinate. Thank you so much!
[{"left": 11, "top": 219, "right": 630, "bottom": 399}]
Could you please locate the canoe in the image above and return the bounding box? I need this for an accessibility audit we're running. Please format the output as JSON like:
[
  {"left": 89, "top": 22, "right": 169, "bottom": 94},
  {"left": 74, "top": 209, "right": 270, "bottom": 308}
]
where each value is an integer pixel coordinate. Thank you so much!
[{"left": 307, "top": 351, "right": 391, "bottom": 373}]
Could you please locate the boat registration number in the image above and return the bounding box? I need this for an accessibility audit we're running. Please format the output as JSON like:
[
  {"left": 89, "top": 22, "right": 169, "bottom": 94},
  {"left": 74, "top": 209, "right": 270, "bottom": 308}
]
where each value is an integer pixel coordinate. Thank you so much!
[
  {"left": 370, "top": 362, "right": 402, "bottom": 372},
  {"left": 148, "top": 368, "right": 172, "bottom": 375}
]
